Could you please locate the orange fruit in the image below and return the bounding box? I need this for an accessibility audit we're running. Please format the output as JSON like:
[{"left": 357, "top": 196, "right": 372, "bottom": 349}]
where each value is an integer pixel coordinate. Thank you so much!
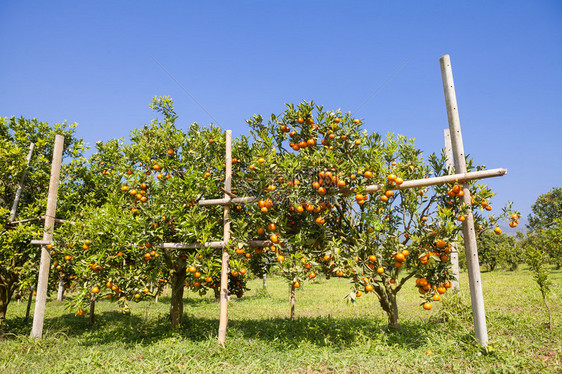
[{"left": 423, "top": 302, "right": 432, "bottom": 310}]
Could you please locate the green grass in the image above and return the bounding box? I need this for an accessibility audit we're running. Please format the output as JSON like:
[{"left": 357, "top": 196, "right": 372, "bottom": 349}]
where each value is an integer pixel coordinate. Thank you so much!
[{"left": 1, "top": 267, "right": 560, "bottom": 373}]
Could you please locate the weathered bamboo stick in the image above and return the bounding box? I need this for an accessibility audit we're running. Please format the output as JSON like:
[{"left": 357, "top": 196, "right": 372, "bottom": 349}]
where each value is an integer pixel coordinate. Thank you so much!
[
  {"left": 31, "top": 135, "right": 65, "bottom": 339},
  {"left": 11, "top": 215, "right": 75, "bottom": 226},
  {"left": 199, "top": 168, "right": 506, "bottom": 207},
  {"left": 9, "top": 143, "right": 35, "bottom": 221},
  {"left": 218, "top": 130, "right": 232, "bottom": 345},
  {"left": 444, "top": 129, "right": 460, "bottom": 291},
  {"left": 441, "top": 54, "right": 488, "bottom": 347}
]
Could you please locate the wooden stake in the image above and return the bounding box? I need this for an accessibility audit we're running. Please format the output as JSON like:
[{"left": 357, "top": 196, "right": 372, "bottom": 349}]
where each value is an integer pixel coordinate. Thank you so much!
[
  {"left": 440, "top": 54, "right": 488, "bottom": 347},
  {"left": 56, "top": 277, "right": 64, "bottom": 301},
  {"left": 444, "top": 129, "right": 460, "bottom": 291},
  {"left": 9, "top": 143, "right": 35, "bottom": 221},
  {"left": 31, "top": 135, "right": 64, "bottom": 339},
  {"left": 218, "top": 130, "right": 232, "bottom": 345}
]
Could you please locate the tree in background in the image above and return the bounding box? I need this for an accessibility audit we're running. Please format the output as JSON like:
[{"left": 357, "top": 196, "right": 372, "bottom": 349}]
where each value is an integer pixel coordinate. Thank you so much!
[
  {"left": 526, "top": 187, "right": 562, "bottom": 268},
  {"left": 477, "top": 231, "right": 520, "bottom": 271}
]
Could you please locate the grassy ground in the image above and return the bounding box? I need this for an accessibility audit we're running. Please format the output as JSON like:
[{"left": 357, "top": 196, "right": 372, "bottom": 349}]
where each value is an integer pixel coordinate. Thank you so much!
[{"left": 0, "top": 267, "right": 560, "bottom": 373}]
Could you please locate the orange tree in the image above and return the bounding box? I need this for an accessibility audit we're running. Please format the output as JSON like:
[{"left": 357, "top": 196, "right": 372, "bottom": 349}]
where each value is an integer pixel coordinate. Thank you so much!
[
  {"left": 57, "top": 97, "right": 235, "bottom": 326},
  {"left": 227, "top": 101, "right": 515, "bottom": 326},
  {"left": 0, "top": 116, "right": 84, "bottom": 326}
]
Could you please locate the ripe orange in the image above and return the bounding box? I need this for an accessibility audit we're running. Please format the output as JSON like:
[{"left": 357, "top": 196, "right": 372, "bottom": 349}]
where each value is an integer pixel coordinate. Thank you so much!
[
  {"left": 267, "top": 223, "right": 277, "bottom": 231},
  {"left": 308, "top": 271, "right": 316, "bottom": 279},
  {"left": 318, "top": 187, "right": 327, "bottom": 195},
  {"left": 91, "top": 286, "right": 100, "bottom": 294},
  {"left": 494, "top": 226, "right": 502, "bottom": 235},
  {"left": 365, "top": 284, "right": 374, "bottom": 292},
  {"left": 76, "top": 309, "right": 84, "bottom": 316},
  {"left": 432, "top": 294, "right": 441, "bottom": 301},
  {"left": 369, "top": 255, "right": 377, "bottom": 262},
  {"left": 167, "top": 149, "right": 174, "bottom": 155},
  {"left": 153, "top": 164, "right": 161, "bottom": 171},
  {"left": 257, "top": 157, "right": 265, "bottom": 164},
  {"left": 277, "top": 255, "right": 285, "bottom": 262},
  {"left": 270, "top": 234, "right": 278, "bottom": 243},
  {"left": 293, "top": 281, "right": 301, "bottom": 288},
  {"left": 364, "top": 171, "right": 373, "bottom": 179},
  {"left": 297, "top": 117, "right": 304, "bottom": 124},
  {"left": 377, "top": 267, "right": 384, "bottom": 274},
  {"left": 423, "top": 302, "right": 432, "bottom": 310},
  {"left": 436, "top": 240, "right": 447, "bottom": 249},
  {"left": 356, "top": 290, "right": 362, "bottom": 297}
]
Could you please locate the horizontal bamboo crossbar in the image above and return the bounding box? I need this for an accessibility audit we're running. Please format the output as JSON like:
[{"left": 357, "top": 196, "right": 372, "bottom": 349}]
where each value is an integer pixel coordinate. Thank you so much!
[
  {"left": 9, "top": 215, "right": 75, "bottom": 225},
  {"left": 199, "top": 168, "right": 507, "bottom": 207},
  {"left": 155, "top": 240, "right": 272, "bottom": 250}
]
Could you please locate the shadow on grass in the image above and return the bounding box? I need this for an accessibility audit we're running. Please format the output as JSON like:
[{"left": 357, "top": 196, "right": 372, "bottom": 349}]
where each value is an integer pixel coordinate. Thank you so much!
[{"left": 2, "top": 310, "right": 440, "bottom": 351}]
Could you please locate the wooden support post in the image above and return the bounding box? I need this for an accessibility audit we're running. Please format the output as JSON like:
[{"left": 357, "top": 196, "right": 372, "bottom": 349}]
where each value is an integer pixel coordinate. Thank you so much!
[
  {"left": 31, "top": 135, "right": 64, "bottom": 339},
  {"left": 9, "top": 143, "right": 35, "bottom": 221},
  {"left": 444, "top": 129, "right": 460, "bottom": 291},
  {"left": 56, "top": 277, "right": 64, "bottom": 301},
  {"left": 218, "top": 130, "right": 232, "bottom": 345},
  {"left": 440, "top": 54, "right": 488, "bottom": 347}
]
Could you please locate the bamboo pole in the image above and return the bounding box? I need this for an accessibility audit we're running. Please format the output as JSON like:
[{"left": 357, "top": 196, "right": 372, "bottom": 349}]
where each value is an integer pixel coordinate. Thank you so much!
[
  {"left": 444, "top": 129, "right": 460, "bottom": 291},
  {"left": 218, "top": 130, "right": 232, "bottom": 345},
  {"left": 199, "top": 168, "right": 506, "bottom": 207},
  {"left": 156, "top": 240, "right": 271, "bottom": 250},
  {"left": 9, "top": 143, "right": 35, "bottom": 221},
  {"left": 56, "top": 277, "right": 64, "bottom": 301},
  {"left": 440, "top": 54, "right": 488, "bottom": 347},
  {"left": 31, "top": 135, "right": 65, "bottom": 339}
]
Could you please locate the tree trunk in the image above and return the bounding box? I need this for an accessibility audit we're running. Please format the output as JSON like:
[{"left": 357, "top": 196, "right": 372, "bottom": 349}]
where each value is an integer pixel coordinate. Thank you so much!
[
  {"left": 289, "top": 284, "right": 296, "bottom": 321},
  {"left": 89, "top": 296, "right": 96, "bottom": 325},
  {"left": 0, "top": 276, "right": 15, "bottom": 327},
  {"left": 25, "top": 286, "right": 34, "bottom": 321},
  {"left": 169, "top": 268, "right": 186, "bottom": 327},
  {"left": 0, "top": 287, "right": 10, "bottom": 327},
  {"left": 376, "top": 287, "right": 400, "bottom": 329}
]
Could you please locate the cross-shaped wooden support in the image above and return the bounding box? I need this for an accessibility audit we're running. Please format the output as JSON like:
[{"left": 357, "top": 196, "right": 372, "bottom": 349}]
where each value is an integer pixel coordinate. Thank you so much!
[{"left": 198, "top": 55, "right": 502, "bottom": 347}]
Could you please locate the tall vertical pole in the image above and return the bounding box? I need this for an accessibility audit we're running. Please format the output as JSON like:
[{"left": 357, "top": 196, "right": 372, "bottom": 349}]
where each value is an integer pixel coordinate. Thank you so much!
[
  {"left": 440, "top": 55, "right": 488, "bottom": 347},
  {"left": 9, "top": 143, "right": 35, "bottom": 221},
  {"left": 218, "top": 130, "right": 232, "bottom": 345},
  {"left": 443, "top": 129, "right": 460, "bottom": 291},
  {"left": 31, "top": 135, "right": 64, "bottom": 339}
]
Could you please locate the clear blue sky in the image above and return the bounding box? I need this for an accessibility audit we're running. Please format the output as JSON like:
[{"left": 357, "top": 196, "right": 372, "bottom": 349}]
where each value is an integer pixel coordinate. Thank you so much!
[{"left": 1, "top": 1, "right": 561, "bottom": 222}]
